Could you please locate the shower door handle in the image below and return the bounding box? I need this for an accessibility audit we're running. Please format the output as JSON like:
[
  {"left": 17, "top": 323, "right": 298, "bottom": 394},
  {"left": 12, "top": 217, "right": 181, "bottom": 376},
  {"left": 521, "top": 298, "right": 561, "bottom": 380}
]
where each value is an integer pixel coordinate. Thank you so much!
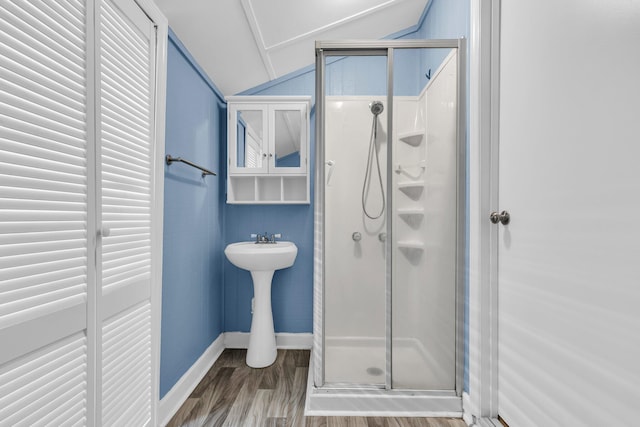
[{"left": 489, "top": 210, "right": 510, "bottom": 225}]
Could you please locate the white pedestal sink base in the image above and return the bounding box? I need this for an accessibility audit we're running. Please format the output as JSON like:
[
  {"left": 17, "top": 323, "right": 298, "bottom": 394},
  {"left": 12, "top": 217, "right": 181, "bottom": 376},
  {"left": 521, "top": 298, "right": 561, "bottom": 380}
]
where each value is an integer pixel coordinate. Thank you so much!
[
  {"left": 246, "top": 270, "right": 277, "bottom": 368},
  {"left": 224, "top": 241, "right": 297, "bottom": 369}
]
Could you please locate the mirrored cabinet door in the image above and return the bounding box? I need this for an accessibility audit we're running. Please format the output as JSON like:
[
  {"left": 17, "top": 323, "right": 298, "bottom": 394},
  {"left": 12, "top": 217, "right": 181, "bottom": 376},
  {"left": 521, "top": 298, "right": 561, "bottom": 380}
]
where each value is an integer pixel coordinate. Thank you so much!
[
  {"left": 229, "top": 104, "right": 268, "bottom": 174},
  {"left": 269, "top": 104, "right": 307, "bottom": 173}
]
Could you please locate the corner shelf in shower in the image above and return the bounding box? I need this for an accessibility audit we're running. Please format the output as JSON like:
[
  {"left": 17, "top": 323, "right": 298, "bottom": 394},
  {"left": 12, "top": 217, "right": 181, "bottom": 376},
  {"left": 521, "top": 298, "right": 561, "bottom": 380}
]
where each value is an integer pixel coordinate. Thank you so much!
[
  {"left": 398, "top": 130, "right": 425, "bottom": 146},
  {"left": 398, "top": 180, "right": 424, "bottom": 199},
  {"left": 397, "top": 207, "right": 425, "bottom": 217},
  {"left": 397, "top": 240, "right": 425, "bottom": 250}
]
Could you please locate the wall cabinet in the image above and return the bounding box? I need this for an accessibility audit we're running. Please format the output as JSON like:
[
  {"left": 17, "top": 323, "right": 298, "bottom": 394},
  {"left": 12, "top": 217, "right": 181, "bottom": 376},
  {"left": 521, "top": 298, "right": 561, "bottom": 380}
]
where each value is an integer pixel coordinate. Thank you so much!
[{"left": 226, "top": 96, "right": 311, "bottom": 203}]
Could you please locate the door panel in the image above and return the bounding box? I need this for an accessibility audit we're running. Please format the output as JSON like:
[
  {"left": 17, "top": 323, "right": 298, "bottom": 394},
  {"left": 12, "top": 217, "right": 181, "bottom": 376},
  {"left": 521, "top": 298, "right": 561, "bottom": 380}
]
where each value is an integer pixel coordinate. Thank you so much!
[
  {"left": 0, "top": 0, "right": 90, "bottom": 422},
  {"left": 498, "top": 1, "right": 640, "bottom": 425},
  {"left": 98, "top": 0, "right": 155, "bottom": 424}
]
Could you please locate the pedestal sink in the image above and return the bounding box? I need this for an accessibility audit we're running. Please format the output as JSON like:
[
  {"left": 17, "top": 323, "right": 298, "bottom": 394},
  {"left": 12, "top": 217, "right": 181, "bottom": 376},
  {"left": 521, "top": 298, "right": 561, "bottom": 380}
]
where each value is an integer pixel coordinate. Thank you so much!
[{"left": 224, "top": 241, "right": 298, "bottom": 368}]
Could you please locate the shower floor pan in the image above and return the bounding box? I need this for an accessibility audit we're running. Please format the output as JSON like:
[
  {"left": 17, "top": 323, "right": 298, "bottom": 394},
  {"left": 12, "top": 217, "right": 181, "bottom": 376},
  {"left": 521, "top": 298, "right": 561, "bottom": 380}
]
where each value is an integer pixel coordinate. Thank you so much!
[{"left": 305, "top": 337, "right": 461, "bottom": 417}]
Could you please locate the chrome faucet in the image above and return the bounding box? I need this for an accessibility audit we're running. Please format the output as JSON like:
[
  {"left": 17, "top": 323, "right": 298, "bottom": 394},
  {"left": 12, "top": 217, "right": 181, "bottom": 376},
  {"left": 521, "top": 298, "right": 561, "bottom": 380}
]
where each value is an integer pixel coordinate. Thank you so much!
[{"left": 251, "top": 232, "right": 282, "bottom": 244}]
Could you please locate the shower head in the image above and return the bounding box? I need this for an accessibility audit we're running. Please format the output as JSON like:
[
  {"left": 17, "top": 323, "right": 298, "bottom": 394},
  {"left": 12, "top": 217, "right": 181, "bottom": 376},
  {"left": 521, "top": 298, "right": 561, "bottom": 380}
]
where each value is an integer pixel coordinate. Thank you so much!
[{"left": 369, "top": 100, "right": 384, "bottom": 116}]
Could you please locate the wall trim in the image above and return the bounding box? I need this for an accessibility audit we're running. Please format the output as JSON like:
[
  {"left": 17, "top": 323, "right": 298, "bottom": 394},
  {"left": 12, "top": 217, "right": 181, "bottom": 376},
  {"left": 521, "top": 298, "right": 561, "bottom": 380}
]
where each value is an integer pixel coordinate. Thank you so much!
[
  {"left": 468, "top": 0, "right": 500, "bottom": 421},
  {"left": 462, "top": 392, "right": 475, "bottom": 425},
  {"left": 224, "top": 332, "right": 313, "bottom": 349},
  {"left": 132, "top": 1, "right": 169, "bottom": 426},
  {"left": 158, "top": 334, "right": 225, "bottom": 426}
]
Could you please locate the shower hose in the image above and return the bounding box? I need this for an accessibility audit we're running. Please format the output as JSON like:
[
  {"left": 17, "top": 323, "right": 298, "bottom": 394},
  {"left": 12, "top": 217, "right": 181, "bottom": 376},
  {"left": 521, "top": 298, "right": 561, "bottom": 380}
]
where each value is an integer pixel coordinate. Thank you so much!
[{"left": 362, "top": 114, "right": 385, "bottom": 219}]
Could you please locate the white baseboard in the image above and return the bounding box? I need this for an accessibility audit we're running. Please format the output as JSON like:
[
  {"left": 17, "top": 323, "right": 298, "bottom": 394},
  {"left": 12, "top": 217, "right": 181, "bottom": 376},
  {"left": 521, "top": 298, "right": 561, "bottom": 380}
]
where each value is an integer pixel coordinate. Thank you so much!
[
  {"left": 158, "top": 334, "right": 225, "bottom": 426},
  {"left": 224, "top": 332, "right": 313, "bottom": 349}
]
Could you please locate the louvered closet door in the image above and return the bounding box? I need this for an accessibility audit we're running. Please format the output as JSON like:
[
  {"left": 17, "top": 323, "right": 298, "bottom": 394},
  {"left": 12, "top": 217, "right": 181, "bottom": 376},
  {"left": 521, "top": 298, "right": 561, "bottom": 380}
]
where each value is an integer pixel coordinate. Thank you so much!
[
  {"left": 0, "top": 0, "right": 91, "bottom": 424},
  {"left": 98, "top": 0, "right": 155, "bottom": 425}
]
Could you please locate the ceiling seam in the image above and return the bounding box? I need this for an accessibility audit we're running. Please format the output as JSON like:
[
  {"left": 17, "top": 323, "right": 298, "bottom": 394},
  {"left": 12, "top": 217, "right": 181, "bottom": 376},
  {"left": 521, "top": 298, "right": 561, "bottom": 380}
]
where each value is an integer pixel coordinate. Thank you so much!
[
  {"left": 240, "top": 0, "right": 277, "bottom": 80},
  {"left": 262, "top": 0, "right": 411, "bottom": 52}
]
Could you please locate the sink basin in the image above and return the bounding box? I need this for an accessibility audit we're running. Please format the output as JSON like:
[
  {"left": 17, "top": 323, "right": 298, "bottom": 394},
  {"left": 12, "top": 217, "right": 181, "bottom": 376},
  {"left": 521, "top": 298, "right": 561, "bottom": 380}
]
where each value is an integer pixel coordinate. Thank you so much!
[
  {"left": 224, "top": 241, "right": 297, "bottom": 271},
  {"left": 224, "top": 241, "right": 298, "bottom": 368}
]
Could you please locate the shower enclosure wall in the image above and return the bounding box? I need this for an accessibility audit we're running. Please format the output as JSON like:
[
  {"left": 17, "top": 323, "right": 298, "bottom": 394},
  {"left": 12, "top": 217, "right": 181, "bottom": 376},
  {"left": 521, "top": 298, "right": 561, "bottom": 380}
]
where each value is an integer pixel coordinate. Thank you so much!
[{"left": 310, "top": 40, "right": 465, "bottom": 416}]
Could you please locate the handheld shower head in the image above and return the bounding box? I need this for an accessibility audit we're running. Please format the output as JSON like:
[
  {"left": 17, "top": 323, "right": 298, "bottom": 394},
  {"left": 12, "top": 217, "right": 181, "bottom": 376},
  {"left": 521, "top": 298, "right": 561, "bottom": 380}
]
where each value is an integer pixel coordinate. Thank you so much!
[{"left": 369, "top": 100, "right": 384, "bottom": 116}]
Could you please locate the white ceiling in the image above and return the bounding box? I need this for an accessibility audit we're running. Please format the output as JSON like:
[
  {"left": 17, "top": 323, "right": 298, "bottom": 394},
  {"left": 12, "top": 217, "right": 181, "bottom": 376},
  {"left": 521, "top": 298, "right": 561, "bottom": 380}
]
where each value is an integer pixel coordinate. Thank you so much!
[{"left": 152, "top": 0, "right": 429, "bottom": 96}]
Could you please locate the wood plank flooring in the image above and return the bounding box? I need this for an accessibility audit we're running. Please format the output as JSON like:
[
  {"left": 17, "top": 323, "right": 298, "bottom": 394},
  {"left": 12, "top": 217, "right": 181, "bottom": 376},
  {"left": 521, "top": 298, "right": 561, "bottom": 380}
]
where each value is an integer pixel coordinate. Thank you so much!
[{"left": 166, "top": 349, "right": 467, "bottom": 427}]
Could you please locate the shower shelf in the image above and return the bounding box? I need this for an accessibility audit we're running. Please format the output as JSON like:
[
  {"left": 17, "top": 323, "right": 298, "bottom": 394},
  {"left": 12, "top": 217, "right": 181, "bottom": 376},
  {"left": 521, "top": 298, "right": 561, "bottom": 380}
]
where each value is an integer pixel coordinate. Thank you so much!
[
  {"left": 397, "top": 208, "right": 424, "bottom": 217},
  {"left": 397, "top": 240, "right": 425, "bottom": 250},
  {"left": 398, "top": 130, "right": 425, "bottom": 146},
  {"left": 398, "top": 180, "right": 424, "bottom": 199}
]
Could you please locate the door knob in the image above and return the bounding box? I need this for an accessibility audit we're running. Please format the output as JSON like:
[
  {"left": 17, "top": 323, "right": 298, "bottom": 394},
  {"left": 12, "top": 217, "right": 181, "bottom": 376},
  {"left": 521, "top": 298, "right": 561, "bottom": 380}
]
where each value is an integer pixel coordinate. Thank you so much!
[
  {"left": 489, "top": 210, "right": 510, "bottom": 225},
  {"left": 98, "top": 226, "right": 111, "bottom": 237}
]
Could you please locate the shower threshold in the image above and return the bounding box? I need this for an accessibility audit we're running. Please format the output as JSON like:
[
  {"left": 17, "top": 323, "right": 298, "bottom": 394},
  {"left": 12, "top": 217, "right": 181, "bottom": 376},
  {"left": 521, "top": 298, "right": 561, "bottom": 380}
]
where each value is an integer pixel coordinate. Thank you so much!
[{"left": 303, "top": 355, "right": 462, "bottom": 417}]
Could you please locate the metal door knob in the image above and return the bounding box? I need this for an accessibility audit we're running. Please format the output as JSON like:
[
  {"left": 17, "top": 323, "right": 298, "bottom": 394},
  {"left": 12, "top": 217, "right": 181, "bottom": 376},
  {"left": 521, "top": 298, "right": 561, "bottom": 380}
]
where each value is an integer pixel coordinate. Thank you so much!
[{"left": 489, "top": 210, "right": 510, "bottom": 225}]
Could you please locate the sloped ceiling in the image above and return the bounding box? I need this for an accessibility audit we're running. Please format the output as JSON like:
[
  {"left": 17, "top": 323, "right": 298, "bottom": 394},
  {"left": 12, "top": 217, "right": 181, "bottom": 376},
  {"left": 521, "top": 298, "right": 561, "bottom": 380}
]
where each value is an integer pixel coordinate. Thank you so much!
[{"left": 153, "top": 0, "right": 429, "bottom": 95}]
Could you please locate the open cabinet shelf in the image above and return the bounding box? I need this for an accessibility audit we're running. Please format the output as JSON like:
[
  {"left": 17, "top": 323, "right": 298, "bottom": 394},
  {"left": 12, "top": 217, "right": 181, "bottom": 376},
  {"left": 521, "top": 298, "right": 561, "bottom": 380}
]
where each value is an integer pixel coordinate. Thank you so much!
[{"left": 228, "top": 175, "right": 309, "bottom": 204}]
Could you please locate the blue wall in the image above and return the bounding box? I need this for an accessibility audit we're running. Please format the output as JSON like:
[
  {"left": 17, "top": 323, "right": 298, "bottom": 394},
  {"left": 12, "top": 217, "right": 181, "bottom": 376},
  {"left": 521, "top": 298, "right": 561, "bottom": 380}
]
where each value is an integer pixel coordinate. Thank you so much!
[{"left": 160, "top": 30, "right": 226, "bottom": 398}]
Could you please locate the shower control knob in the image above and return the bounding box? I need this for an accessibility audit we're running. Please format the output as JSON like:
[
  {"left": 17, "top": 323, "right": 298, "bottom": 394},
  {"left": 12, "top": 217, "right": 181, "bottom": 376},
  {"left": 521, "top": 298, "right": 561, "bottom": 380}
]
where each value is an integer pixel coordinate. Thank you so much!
[
  {"left": 489, "top": 210, "right": 510, "bottom": 225},
  {"left": 352, "top": 232, "right": 362, "bottom": 242},
  {"left": 378, "top": 233, "right": 386, "bottom": 242}
]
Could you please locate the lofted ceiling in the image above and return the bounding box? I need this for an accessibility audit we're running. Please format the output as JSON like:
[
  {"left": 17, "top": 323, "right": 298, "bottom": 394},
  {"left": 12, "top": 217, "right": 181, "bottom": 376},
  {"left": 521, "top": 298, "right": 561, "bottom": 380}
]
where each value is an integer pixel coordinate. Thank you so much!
[{"left": 152, "top": 0, "right": 430, "bottom": 96}]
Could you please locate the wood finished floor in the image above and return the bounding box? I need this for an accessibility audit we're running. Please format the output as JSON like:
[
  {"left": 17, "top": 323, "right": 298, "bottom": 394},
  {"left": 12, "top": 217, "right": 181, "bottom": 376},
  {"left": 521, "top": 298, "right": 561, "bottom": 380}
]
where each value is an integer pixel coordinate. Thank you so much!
[{"left": 166, "top": 349, "right": 467, "bottom": 427}]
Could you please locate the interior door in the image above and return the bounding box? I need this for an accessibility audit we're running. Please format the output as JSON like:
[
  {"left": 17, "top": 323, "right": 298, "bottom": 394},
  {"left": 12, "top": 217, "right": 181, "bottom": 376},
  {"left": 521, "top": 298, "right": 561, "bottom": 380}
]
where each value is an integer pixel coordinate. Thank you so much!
[
  {"left": 497, "top": 1, "right": 640, "bottom": 425},
  {"left": 0, "top": 1, "right": 92, "bottom": 423}
]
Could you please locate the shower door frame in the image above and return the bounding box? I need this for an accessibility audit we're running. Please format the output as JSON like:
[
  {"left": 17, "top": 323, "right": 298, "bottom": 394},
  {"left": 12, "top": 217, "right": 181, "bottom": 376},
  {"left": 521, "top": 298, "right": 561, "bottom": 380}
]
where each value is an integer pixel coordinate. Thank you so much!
[{"left": 314, "top": 39, "right": 467, "bottom": 396}]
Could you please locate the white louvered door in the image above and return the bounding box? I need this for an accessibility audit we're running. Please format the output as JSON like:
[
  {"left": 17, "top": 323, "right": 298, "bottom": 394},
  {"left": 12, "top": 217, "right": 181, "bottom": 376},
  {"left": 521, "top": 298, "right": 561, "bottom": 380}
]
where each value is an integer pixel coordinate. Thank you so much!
[
  {"left": 0, "top": 0, "right": 160, "bottom": 425},
  {"left": 98, "top": 0, "right": 155, "bottom": 425},
  {"left": 0, "top": 0, "right": 91, "bottom": 424}
]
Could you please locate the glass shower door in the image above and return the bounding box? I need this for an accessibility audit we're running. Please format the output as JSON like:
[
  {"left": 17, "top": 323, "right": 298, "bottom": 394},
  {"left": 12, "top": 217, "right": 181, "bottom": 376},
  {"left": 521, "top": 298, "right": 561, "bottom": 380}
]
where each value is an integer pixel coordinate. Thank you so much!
[
  {"left": 323, "top": 53, "right": 388, "bottom": 386},
  {"left": 391, "top": 48, "right": 458, "bottom": 390}
]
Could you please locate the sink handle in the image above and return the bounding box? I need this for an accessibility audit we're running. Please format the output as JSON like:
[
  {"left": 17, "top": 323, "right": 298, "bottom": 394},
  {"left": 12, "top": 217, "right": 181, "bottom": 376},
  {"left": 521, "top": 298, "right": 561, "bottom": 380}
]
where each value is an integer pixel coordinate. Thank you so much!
[{"left": 269, "top": 233, "right": 282, "bottom": 243}]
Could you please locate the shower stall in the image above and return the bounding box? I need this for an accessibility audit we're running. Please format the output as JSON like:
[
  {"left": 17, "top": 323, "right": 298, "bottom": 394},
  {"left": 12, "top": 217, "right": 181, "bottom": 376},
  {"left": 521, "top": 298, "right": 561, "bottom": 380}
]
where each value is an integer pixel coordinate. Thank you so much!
[{"left": 309, "top": 39, "right": 465, "bottom": 415}]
